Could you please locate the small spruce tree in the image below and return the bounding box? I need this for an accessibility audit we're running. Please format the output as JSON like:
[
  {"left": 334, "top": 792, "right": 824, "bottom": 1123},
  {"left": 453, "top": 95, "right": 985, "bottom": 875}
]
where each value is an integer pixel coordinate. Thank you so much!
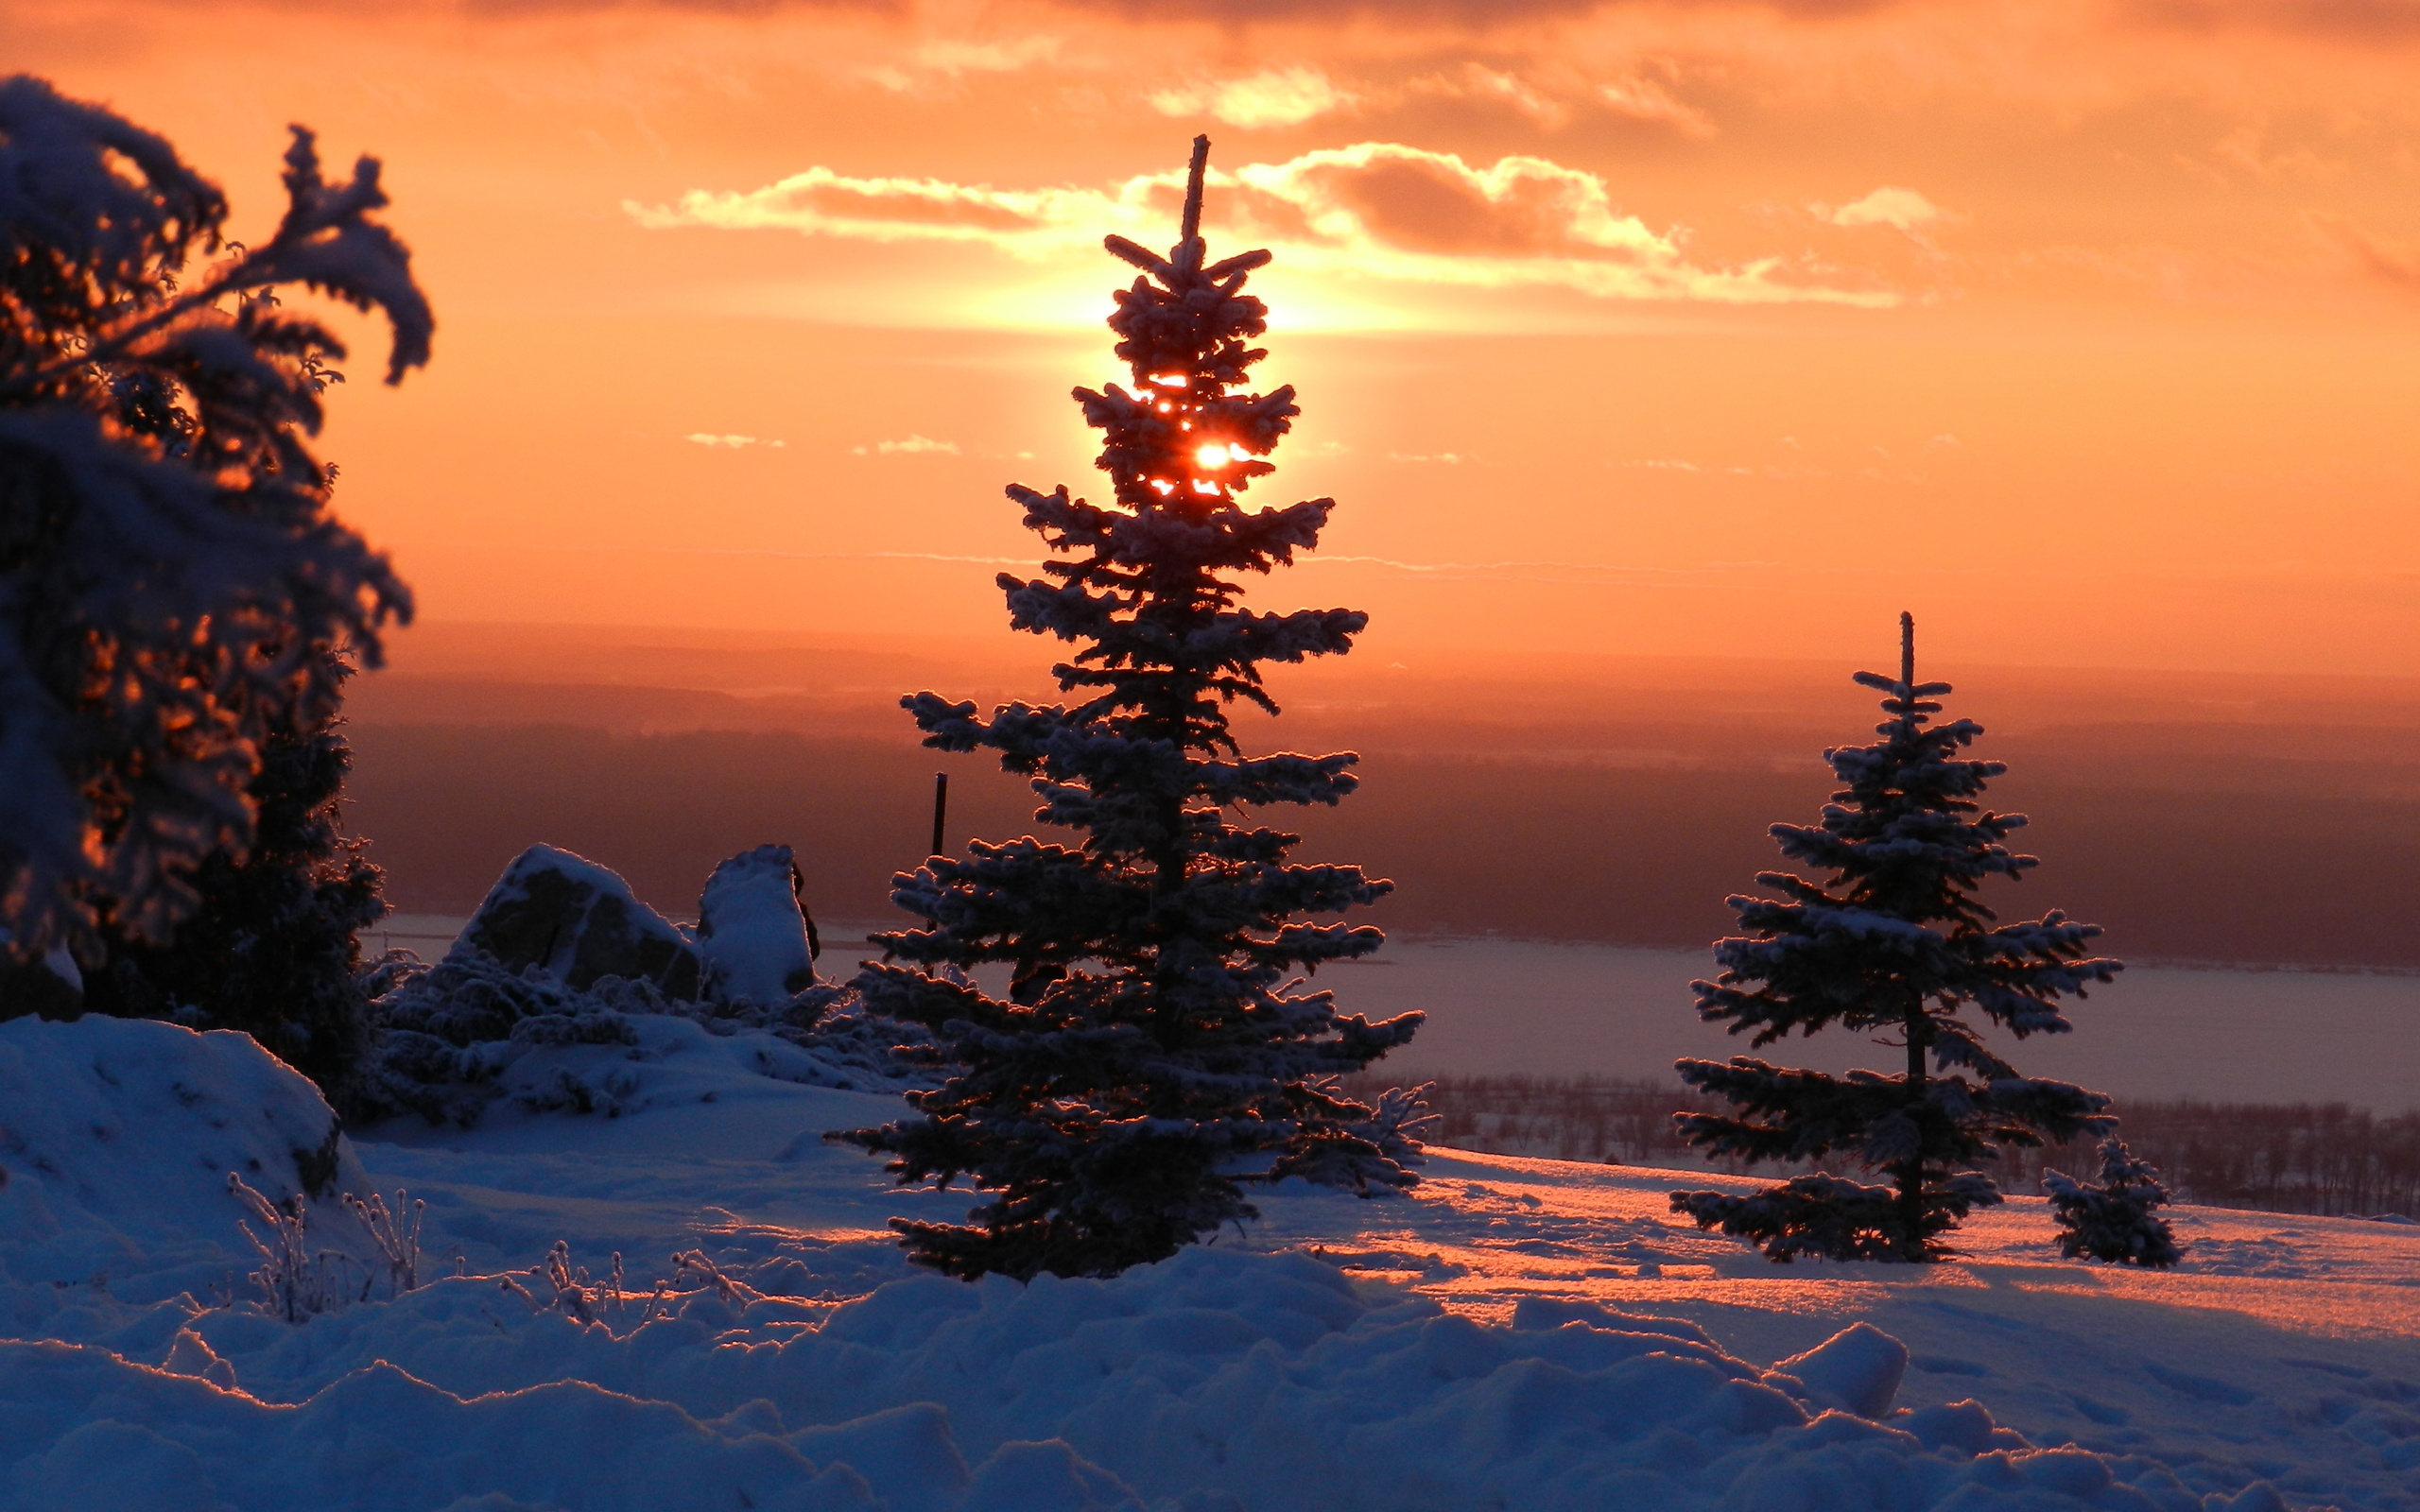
[
  {"left": 1670, "top": 613, "right": 2121, "bottom": 1262},
  {"left": 2043, "top": 1134, "right": 2184, "bottom": 1267},
  {"left": 835, "top": 137, "right": 1421, "bottom": 1281},
  {"left": 83, "top": 656, "right": 389, "bottom": 1110}
]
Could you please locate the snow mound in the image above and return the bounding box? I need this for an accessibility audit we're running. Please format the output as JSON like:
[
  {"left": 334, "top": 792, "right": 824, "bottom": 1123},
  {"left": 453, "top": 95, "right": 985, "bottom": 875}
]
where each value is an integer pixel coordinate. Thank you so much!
[
  {"left": 0, "top": 1017, "right": 370, "bottom": 1301},
  {"left": 1775, "top": 1320, "right": 1910, "bottom": 1418},
  {"left": 698, "top": 843, "right": 819, "bottom": 1006}
]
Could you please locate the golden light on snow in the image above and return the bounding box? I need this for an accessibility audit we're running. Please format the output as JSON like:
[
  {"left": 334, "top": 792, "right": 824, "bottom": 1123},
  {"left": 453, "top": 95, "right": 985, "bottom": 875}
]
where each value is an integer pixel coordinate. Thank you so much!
[{"left": 1288, "top": 1149, "right": 2420, "bottom": 1343}]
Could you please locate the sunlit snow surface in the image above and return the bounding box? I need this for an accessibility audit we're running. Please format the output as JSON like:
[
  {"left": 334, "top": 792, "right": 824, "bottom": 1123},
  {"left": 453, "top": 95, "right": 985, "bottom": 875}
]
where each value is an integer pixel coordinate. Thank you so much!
[{"left": 3, "top": 1017, "right": 2416, "bottom": 1512}]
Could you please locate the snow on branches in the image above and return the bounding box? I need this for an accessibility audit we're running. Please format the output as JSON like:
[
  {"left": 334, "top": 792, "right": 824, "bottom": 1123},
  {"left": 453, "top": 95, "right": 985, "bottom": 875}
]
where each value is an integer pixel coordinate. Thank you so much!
[
  {"left": 1670, "top": 613, "right": 2122, "bottom": 1263},
  {"left": 835, "top": 137, "right": 1423, "bottom": 1281},
  {"left": 0, "top": 76, "right": 428, "bottom": 958}
]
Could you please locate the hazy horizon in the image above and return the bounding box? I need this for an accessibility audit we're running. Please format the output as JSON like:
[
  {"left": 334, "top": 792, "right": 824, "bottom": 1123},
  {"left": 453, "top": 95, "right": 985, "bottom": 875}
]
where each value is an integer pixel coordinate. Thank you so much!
[{"left": 343, "top": 619, "right": 2420, "bottom": 972}]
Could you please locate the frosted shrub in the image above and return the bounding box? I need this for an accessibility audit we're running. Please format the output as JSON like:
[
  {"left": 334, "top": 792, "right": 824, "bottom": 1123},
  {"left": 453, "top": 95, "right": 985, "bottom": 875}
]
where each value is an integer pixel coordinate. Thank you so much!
[
  {"left": 345, "top": 1189, "right": 426, "bottom": 1298},
  {"left": 2045, "top": 1135, "right": 2185, "bottom": 1267},
  {"left": 228, "top": 1174, "right": 360, "bottom": 1323},
  {"left": 361, "top": 947, "right": 926, "bottom": 1126}
]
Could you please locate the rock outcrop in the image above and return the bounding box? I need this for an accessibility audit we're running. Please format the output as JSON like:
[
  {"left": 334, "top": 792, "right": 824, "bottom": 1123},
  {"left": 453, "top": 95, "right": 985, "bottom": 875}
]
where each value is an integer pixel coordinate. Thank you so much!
[
  {"left": 454, "top": 844, "right": 701, "bottom": 1000},
  {"left": 697, "top": 844, "right": 821, "bottom": 1007}
]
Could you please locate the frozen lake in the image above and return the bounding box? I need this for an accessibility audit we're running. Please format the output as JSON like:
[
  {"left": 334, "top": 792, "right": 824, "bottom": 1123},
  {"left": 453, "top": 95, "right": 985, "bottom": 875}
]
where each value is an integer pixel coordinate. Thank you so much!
[
  {"left": 382, "top": 916, "right": 2420, "bottom": 1113},
  {"left": 1315, "top": 936, "right": 2420, "bottom": 1113}
]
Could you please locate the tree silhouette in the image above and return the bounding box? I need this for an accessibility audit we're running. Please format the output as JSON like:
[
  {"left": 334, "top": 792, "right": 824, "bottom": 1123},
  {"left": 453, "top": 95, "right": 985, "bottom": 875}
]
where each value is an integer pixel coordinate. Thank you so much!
[
  {"left": 1670, "top": 614, "right": 2120, "bottom": 1262},
  {"left": 836, "top": 137, "right": 1421, "bottom": 1281},
  {"left": 0, "top": 75, "right": 426, "bottom": 960}
]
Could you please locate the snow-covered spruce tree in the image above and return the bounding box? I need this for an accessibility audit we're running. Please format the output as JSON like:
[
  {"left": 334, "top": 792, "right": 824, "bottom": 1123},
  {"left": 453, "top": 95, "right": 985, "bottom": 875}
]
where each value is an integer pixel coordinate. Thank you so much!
[
  {"left": 835, "top": 137, "right": 1422, "bottom": 1281},
  {"left": 81, "top": 670, "right": 389, "bottom": 1110},
  {"left": 0, "top": 75, "right": 426, "bottom": 961},
  {"left": 1669, "top": 614, "right": 2121, "bottom": 1262},
  {"left": 2043, "top": 1134, "right": 2184, "bottom": 1267}
]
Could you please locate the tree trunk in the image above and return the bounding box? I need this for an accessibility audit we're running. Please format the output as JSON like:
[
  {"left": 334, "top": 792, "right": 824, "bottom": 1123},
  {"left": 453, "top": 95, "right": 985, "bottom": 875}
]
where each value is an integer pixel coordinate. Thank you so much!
[{"left": 1899, "top": 1003, "right": 1929, "bottom": 1260}]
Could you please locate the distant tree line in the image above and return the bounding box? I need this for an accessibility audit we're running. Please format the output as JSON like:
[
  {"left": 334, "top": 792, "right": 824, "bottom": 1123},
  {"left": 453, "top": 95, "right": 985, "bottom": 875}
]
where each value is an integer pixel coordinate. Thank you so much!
[{"left": 1366, "top": 1073, "right": 2420, "bottom": 1220}]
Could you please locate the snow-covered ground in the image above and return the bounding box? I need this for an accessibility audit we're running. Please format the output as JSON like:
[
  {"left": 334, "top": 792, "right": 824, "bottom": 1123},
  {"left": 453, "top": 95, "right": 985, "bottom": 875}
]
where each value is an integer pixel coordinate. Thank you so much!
[{"left": 3, "top": 1015, "right": 2415, "bottom": 1512}]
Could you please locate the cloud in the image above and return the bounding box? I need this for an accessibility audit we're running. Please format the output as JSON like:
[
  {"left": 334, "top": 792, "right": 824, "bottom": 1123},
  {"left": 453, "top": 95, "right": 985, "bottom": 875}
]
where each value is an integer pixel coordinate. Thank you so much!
[
  {"left": 2308, "top": 211, "right": 2420, "bottom": 291},
  {"left": 1149, "top": 68, "right": 1353, "bottom": 129},
  {"left": 851, "top": 434, "right": 961, "bottom": 455},
  {"left": 1443, "top": 65, "right": 1568, "bottom": 127},
  {"left": 1597, "top": 76, "right": 1716, "bottom": 137},
  {"left": 1389, "top": 451, "right": 1478, "bottom": 464},
  {"left": 685, "top": 433, "right": 785, "bottom": 448},
  {"left": 1818, "top": 186, "right": 1951, "bottom": 232},
  {"left": 2135, "top": 0, "right": 2420, "bottom": 39},
  {"left": 865, "top": 33, "right": 1066, "bottom": 92},
  {"left": 631, "top": 143, "right": 1898, "bottom": 307}
]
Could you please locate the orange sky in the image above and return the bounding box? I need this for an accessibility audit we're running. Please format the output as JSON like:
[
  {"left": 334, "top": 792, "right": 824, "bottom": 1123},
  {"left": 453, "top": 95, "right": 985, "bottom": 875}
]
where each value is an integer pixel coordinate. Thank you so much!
[{"left": 14, "top": 0, "right": 2420, "bottom": 675}]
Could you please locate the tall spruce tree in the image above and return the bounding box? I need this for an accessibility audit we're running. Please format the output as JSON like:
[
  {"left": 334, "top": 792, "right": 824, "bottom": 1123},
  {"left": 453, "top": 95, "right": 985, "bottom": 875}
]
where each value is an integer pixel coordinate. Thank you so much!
[
  {"left": 835, "top": 137, "right": 1421, "bottom": 1281},
  {"left": 1670, "top": 614, "right": 2121, "bottom": 1262},
  {"left": 0, "top": 76, "right": 425, "bottom": 960}
]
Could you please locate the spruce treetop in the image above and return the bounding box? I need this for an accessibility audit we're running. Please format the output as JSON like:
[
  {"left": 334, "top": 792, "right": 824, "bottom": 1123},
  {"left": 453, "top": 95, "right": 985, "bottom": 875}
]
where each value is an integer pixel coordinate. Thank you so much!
[
  {"left": 1701, "top": 612, "right": 2118, "bottom": 1082},
  {"left": 838, "top": 137, "right": 1421, "bottom": 1282}
]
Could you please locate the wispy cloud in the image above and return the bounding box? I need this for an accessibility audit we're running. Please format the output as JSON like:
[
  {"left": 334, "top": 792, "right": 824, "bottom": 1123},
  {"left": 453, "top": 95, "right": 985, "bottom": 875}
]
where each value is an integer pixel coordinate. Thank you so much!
[
  {"left": 1817, "top": 187, "right": 1952, "bottom": 234},
  {"left": 1389, "top": 451, "right": 1479, "bottom": 464},
  {"left": 630, "top": 144, "right": 1900, "bottom": 308},
  {"left": 1597, "top": 75, "right": 1716, "bottom": 138},
  {"left": 1149, "top": 68, "right": 1353, "bottom": 129},
  {"left": 685, "top": 433, "right": 785, "bottom": 449},
  {"left": 1443, "top": 65, "right": 1568, "bottom": 128},
  {"left": 2308, "top": 211, "right": 2420, "bottom": 292},
  {"left": 864, "top": 34, "right": 1065, "bottom": 93},
  {"left": 851, "top": 435, "right": 961, "bottom": 455}
]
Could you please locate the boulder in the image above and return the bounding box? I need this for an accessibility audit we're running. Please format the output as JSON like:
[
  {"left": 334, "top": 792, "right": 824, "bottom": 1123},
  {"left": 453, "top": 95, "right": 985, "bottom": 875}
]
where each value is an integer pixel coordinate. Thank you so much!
[
  {"left": 454, "top": 844, "right": 700, "bottom": 999},
  {"left": 697, "top": 844, "right": 820, "bottom": 1006}
]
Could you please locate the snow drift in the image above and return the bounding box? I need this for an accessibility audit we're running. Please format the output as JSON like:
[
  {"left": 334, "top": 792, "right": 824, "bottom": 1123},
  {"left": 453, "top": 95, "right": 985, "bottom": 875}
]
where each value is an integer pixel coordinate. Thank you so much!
[
  {"left": 0, "top": 1017, "right": 372, "bottom": 1306},
  {"left": 2, "top": 1240, "right": 2193, "bottom": 1512}
]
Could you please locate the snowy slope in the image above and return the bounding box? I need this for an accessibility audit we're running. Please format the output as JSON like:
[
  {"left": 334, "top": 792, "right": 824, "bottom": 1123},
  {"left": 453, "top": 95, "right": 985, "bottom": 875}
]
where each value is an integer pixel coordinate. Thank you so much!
[{"left": 1, "top": 1016, "right": 2414, "bottom": 1512}]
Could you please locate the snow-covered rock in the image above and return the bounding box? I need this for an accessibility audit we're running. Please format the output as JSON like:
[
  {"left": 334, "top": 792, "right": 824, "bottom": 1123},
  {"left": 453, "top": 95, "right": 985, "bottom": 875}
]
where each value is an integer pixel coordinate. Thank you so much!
[
  {"left": 697, "top": 844, "right": 818, "bottom": 1006},
  {"left": 0, "top": 1017, "right": 371, "bottom": 1299},
  {"left": 454, "top": 844, "right": 700, "bottom": 998}
]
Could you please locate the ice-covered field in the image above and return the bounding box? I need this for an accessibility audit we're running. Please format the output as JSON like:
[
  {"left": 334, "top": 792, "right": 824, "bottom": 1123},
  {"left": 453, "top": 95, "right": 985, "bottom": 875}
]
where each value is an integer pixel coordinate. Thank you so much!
[{"left": 6, "top": 1014, "right": 2415, "bottom": 1512}]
